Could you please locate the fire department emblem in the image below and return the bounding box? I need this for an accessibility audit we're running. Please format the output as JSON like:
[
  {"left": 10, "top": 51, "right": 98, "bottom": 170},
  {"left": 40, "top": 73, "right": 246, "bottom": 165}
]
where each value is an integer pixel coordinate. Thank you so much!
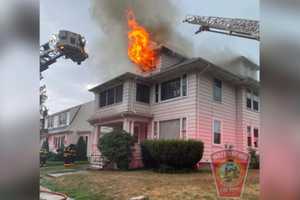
[{"left": 211, "top": 149, "right": 250, "bottom": 198}]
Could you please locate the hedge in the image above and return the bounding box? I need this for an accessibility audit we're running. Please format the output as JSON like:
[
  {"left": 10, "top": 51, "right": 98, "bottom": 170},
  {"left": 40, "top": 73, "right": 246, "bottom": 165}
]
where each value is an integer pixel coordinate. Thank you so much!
[
  {"left": 98, "top": 130, "right": 135, "bottom": 170},
  {"left": 141, "top": 139, "right": 204, "bottom": 171}
]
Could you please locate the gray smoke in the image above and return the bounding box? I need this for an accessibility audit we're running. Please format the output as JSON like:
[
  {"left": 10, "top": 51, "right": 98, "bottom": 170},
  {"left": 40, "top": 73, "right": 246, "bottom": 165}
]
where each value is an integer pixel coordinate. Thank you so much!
[{"left": 88, "top": 0, "right": 194, "bottom": 81}]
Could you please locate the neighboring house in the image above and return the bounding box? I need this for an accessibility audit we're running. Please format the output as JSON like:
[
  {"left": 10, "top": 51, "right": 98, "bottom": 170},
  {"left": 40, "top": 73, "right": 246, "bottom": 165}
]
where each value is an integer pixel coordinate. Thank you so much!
[
  {"left": 87, "top": 46, "right": 260, "bottom": 163},
  {"left": 42, "top": 101, "right": 95, "bottom": 157}
]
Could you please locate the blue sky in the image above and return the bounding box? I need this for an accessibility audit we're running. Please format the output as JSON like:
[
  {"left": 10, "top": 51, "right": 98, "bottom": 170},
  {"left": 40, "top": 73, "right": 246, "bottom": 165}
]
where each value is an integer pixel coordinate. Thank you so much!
[{"left": 40, "top": 0, "right": 259, "bottom": 113}]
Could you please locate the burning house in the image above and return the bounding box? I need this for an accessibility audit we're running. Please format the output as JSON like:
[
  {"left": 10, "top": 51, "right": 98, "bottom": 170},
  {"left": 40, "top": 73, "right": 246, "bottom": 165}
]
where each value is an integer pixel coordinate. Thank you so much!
[
  {"left": 87, "top": 43, "right": 260, "bottom": 167},
  {"left": 85, "top": 7, "right": 260, "bottom": 168}
]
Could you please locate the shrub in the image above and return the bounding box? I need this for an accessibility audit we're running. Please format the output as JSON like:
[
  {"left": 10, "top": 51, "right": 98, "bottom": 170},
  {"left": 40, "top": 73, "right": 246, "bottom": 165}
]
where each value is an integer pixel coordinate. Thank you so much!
[
  {"left": 249, "top": 148, "right": 259, "bottom": 169},
  {"left": 98, "top": 130, "right": 135, "bottom": 170},
  {"left": 141, "top": 139, "right": 204, "bottom": 171},
  {"left": 76, "top": 137, "right": 87, "bottom": 161}
]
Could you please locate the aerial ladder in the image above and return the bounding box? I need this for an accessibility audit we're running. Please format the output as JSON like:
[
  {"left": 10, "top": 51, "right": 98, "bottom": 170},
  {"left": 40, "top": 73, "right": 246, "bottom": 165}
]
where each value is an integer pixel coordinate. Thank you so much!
[
  {"left": 183, "top": 15, "right": 259, "bottom": 41},
  {"left": 40, "top": 30, "right": 88, "bottom": 72},
  {"left": 40, "top": 30, "right": 88, "bottom": 132}
]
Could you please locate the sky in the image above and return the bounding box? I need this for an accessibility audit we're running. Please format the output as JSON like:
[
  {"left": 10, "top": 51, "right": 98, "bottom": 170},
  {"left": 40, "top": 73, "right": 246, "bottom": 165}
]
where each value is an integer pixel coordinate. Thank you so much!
[{"left": 40, "top": 0, "right": 259, "bottom": 114}]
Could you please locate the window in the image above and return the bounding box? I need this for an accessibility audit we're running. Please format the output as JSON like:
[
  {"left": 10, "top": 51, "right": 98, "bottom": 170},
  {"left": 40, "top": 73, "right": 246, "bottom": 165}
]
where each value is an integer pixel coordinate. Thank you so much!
[
  {"left": 213, "top": 78, "right": 222, "bottom": 102},
  {"left": 153, "top": 121, "right": 158, "bottom": 138},
  {"left": 247, "top": 126, "right": 252, "bottom": 147},
  {"left": 253, "top": 128, "right": 259, "bottom": 147},
  {"left": 58, "top": 112, "right": 67, "bottom": 126},
  {"left": 253, "top": 91, "right": 260, "bottom": 111},
  {"left": 213, "top": 120, "right": 221, "bottom": 144},
  {"left": 182, "top": 74, "right": 187, "bottom": 96},
  {"left": 136, "top": 83, "right": 150, "bottom": 103},
  {"left": 246, "top": 89, "right": 260, "bottom": 111},
  {"left": 246, "top": 89, "right": 252, "bottom": 109},
  {"left": 107, "top": 88, "right": 115, "bottom": 105},
  {"left": 161, "top": 78, "right": 181, "bottom": 101},
  {"left": 115, "top": 85, "right": 123, "bottom": 103},
  {"left": 70, "top": 37, "right": 76, "bottom": 44},
  {"left": 155, "top": 84, "right": 159, "bottom": 103},
  {"left": 99, "top": 85, "right": 123, "bottom": 107},
  {"left": 181, "top": 117, "right": 187, "bottom": 139},
  {"left": 48, "top": 116, "right": 54, "bottom": 128},
  {"left": 159, "top": 119, "right": 180, "bottom": 139}
]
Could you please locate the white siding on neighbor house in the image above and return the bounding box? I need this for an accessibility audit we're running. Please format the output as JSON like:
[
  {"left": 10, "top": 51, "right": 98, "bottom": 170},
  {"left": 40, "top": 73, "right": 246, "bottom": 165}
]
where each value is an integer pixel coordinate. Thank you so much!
[
  {"left": 94, "top": 80, "right": 131, "bottom": 117},
  {"left": 150, "top": 72, "right": 197, "bottom": 140},
  {"left": 197, "top": 74, "right": 237, "bottom": 162}
]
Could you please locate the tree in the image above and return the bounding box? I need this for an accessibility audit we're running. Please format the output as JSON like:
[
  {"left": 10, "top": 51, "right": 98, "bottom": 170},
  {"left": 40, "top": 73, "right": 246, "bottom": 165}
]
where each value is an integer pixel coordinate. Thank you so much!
[{"left": 76, "top": 136, "right": 87, "bottom": 161}]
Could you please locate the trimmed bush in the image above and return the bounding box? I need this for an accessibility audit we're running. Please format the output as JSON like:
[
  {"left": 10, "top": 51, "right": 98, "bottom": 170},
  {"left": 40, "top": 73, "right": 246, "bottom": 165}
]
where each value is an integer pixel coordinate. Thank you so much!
[
  {"left": 97, "top": 130, "right": 135, "bottom": 170},
  {"left": 76, "top": 136, "right": 87, "bottom": 161},
  {"left": 249, "top": 148, "right": 259, "bottom": 169},
  {"left": 41, "top": 138, "right": 49, "bottom": 152},
  {"left": 141, "top": 139, "right": 204, "bottom": 171}
]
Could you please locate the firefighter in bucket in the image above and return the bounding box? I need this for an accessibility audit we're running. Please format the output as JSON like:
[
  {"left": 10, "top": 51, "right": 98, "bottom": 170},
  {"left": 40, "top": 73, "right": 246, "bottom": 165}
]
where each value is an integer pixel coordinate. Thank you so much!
[{"left": 63, "top": 144, "right": 76, "bottom": 167}]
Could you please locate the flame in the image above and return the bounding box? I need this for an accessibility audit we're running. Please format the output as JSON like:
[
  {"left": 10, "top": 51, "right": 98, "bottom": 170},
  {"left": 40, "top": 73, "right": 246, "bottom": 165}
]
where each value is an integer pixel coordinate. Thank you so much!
[{"left": 127, "top": 10, "right": 158, "bottom": 72}]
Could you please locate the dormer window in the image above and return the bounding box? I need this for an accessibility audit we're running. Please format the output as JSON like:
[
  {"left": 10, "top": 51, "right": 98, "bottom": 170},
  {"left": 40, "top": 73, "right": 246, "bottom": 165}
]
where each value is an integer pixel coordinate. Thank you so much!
[{"left": 58, "top": 112, "right": 67, "bottom": 126}]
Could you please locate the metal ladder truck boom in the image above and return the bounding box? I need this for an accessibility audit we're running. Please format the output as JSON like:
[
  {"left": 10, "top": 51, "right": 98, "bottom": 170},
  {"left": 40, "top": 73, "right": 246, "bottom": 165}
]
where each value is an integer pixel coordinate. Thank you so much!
[
  {"left": 183, "top": 15, "right": 260, "bottom": 41},
  {"left": 40, "top": 30, "right": 88, "bottom": 72}
]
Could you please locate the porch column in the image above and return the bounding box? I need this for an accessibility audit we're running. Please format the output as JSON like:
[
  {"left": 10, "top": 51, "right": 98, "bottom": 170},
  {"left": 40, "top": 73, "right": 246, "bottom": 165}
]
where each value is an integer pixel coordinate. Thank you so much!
[{"left": 91, "top": 125, "right": 100, "bottom": 155}]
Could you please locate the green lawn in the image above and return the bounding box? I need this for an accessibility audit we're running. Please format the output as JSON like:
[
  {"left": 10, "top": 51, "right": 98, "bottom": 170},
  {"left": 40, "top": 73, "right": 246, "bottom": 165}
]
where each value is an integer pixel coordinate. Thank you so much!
[{"left": 40, "top": 163, "right": 259, "bottom": 200}]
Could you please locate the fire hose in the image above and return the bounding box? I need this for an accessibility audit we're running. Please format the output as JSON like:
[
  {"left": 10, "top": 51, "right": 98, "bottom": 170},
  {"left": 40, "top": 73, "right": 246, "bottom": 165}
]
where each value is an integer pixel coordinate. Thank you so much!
[{"left": 40, "top": 189, "right": 68, "bottom": 200}]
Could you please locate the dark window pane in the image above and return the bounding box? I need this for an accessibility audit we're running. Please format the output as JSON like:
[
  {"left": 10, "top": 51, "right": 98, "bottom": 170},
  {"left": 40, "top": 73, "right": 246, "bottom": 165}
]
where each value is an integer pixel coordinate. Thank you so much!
[
  {"left": 99, "top": 91, "right": 107, "bottom": 107},
  {"left": 161, "top": 78, "right": 181, "bottom": 101},
  {"left": 213, "top": 78, "right": 222, "bottom": 101},
  {"left": 248, "top": 136, "right": 252, "bottom": 147},
  {"left": 107, "top": 88, "right": 115, "bottom": 105},
  {"left": 253, "top": 100, "right": 259, "bottom": 111},
  {"left": 247, "top": 98, "right": 252, "bottom": 109},
  {"left": 70, "top": 37, "right": 76, "bottom": 44},
  {"left": 136, "top": 83, "right": 150, "bottom": 103},
  {"left": 214, "top": 133, "right": 221, "bottom": 144},
  {"left": 115, "top": 85, "right": 123, "bottom": 103},
  {"left": 155, "top": 84, "right": 159, "bottom": 102},
  {"left": 254, "top": 128, "right": 259, "bottom": 137},
  {"left": 182, "top": 74, "right": 187, "bottom": 96}
]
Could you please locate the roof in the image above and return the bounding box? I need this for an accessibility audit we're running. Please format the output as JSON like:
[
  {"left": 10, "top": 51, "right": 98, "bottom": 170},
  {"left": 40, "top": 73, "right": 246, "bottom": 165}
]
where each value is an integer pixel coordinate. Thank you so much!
[
  {"left": 47, "top": 101, "right": 94, "bottom": 134},
  {"left": 89, "top": 47, "right": 259, "bottom": 92}
]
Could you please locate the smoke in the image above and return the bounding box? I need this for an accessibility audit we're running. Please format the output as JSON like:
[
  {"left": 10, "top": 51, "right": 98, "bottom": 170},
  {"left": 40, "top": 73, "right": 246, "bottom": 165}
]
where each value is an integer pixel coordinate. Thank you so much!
[{"left": 88, "top": 0, "right": 194, "bottom": 81}]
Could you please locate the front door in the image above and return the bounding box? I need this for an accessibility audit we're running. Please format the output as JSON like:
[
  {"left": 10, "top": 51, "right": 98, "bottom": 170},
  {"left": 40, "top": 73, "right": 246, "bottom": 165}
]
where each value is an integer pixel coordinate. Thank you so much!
[{"left": 133, "top": 122, "right": 148, "bottom": 144}]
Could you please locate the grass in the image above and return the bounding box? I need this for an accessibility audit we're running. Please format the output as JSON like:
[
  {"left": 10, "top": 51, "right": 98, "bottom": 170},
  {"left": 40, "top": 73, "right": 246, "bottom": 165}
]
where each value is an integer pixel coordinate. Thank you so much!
[{"left": 40, "top": 163, "right": 259, "bottom": 200}]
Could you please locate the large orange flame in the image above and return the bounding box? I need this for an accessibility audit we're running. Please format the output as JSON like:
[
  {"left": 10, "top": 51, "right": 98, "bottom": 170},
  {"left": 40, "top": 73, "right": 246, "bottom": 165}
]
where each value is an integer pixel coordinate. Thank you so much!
[{"left": 127, "top": 10, "right": 158, "bottom": 72}]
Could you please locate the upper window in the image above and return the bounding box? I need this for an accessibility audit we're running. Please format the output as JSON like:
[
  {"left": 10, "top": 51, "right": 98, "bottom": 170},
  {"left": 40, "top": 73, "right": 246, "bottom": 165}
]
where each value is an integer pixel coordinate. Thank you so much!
[
  {"left": 160, "top": 74, "right": 187, "bottom": 101},
  {"left": 58, "top": 112, "right": 67, "bottom": 126},
  {"left": 213, "top": 78, "right": 222, "bottom": 102},
  {"left": 136, "top": 83, "right": 150, "bottom": 103},
  {"left": 246, "top": 89, "right": 260, "bottom": 111},
  {"left": 99, "top": 85, "right": 123, "bottom": 107},
  {"left": 213, "top": 120, "right": 221, "bottom": 144},
  {"left": 48, "top": 116, "right": 54, "bottom": 128},
  {"left": 161, "top": 78, "right": 181, "bottom": 101}
]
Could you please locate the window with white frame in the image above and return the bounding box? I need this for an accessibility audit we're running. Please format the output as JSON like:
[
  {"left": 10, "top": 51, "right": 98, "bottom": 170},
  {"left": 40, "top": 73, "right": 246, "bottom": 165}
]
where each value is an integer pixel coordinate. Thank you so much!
[
  {"left": 213, "top": 120, "right": 221, "bottom": 144},
  {"left": 181, "top": 117, "right": 187, "bottom": 139},
  {"left": 246, "top": 89, "right": 260, "bottom": 111},
  {"left": 253, "top": 128, "right": 259, "bottom": 148},
  {"left": 158, "top": 74, "right": 187, "bottom": 102},
  {"left": 58, "top": 112, "right": 67, "bottom": 126},
  {"left": 48, "top": 116, "right": 54, "bottom": 128},
  {"left": 159, "top": 119, "right": 180, "bottom": 139},
  {"left": 99, "top": 85, "right": 123, "bottom": 107},
  {"left": 213, "top": 78, "right": 222, "bottom": 102},
  {"left": 247, "top": 126, "right": 252, "bottom": 147}
]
